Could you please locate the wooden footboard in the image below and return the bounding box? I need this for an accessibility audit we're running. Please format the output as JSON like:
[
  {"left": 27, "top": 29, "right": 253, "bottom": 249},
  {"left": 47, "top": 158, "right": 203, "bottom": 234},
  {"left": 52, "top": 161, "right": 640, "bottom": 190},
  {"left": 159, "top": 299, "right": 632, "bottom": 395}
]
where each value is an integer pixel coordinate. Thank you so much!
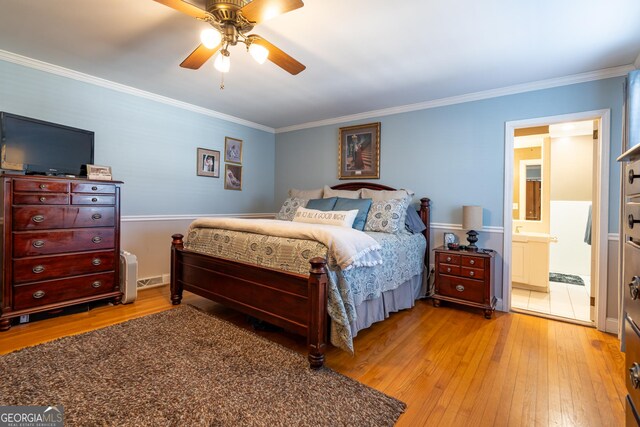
[{"left": 170, "top": 234, "right": 328, "bottom": 369}]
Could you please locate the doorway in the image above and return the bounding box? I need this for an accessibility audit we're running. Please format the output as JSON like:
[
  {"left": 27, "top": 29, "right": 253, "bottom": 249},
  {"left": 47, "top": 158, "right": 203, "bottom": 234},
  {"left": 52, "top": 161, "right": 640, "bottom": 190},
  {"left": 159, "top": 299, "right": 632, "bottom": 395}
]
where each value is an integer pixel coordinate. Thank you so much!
[{"left": 502, "top": 110, "right": 610, "bottom": 330}]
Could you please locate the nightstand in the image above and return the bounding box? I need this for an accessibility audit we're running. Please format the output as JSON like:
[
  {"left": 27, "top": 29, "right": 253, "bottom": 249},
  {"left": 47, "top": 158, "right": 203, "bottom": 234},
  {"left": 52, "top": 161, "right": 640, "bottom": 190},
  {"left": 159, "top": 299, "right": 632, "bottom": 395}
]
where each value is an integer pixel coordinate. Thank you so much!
[{"left": 433, "top": 246, "right": 496, "bottom": 318}]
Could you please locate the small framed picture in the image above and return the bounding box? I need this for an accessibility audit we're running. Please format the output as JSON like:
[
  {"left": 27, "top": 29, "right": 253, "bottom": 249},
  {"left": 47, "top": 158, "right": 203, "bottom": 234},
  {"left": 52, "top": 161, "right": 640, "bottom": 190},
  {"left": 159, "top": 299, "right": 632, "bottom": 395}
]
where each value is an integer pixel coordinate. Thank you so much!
[
  {"left": 197, "top": 148, "right": 220, "bottom": 178},
  {"left": 338, "top": 122, "right": 380, "bottom": 179},
  {"left": 224, "top": 137, "right": 243, "bottom": 164},
  {"left": 444, "top": 232, "right": 458, "bottom": 246},
  {"left": 86, "top": 164, "right": 112, "bottom": 181},
  {"left": 224, "top": 164, "right": 242, "bottom": 191}
]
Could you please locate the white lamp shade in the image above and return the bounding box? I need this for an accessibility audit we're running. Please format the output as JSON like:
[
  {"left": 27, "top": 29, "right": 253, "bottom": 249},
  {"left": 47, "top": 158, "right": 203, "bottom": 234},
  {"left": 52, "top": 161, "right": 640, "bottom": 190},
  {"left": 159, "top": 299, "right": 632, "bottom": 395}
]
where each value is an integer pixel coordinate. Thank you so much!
[
  {"left": 214, "top": 53, "right": 230, "bottom": 73},
  {"left": 200, "top": 29, "right": 222, "bottom": 49},
  {"left": 249, "top": 43, "right": 269, "bottom": 64},
  {"left": 462, "top": 206, "right": 483, "bottom": 230}
]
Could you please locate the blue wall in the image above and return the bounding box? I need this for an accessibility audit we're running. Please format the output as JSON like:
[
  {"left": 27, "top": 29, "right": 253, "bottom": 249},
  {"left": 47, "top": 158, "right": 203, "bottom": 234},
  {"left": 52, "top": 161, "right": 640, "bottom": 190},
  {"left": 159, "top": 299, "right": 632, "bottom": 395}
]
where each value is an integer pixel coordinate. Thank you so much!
[
  {"left": 0, "top": 59, "right": 276, "bottom": 215},
  {"left": 275, "top": 77, "right": 625, "bottom": 232}
]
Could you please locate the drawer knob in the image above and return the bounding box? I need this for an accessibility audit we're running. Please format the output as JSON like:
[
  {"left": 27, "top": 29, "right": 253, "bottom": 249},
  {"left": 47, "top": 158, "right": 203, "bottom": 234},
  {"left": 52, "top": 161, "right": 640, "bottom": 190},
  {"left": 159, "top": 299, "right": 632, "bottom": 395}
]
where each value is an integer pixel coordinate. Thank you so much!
[
  {"left": 470, "top": 271, "right": 475, "bottom": 276},
  {"left": 32, "top": 265, "right": 45, "bottom": 274},
  {"left": 39, "top": 184, "right": 46, "bottom": 189},
  {"left": 629, "top": 169, "right": 640, "bottom": 184},
  {"left": 92, "top": 258, "right": 102, "bottom": 266},
  {"left": 446, "top": 256, "right": 452, "bottom": 262},
  {"left": 629, "top": 214, "right": 640, "bottom": 229},
  {"left": 32, "top": 240, "right": 45, "bottom": 248},
  {"left": 32, "top": 290, "right": 46, "bottom": 299},
  {"left": 92, "top": 236, "right": 102, "bottom": 244},
  {"left": 629, "top": 276, "right": 640, "bottom": 300},
  {"left": 91, "top": 197, "right": 98, "bottom": 202},
  {"left": 630, "top": 363, "right": 640, "bottom": 389},
  {"left": 92, "top": 186, "right": 98, "bottom": 191},
  {"left": 32, "top": 214, "right": 45, "bottom": 223},
  {"left": 39, "top": 197, "right": 46, "bottom": 203},
  {"left": 470, "top": 259, "right": 475, "bottom": 265},
  {"left": 91, "top": 281, "right": 102, "bottom": 288},
  {"left": 447, "top": 267, "right": 451, "bottom": 273},
  {"left": 91, "top": 213, "right": 102, "bottom": 220},
  {"left": 455, "top": 285, "right": 465, "bottom": 292}
]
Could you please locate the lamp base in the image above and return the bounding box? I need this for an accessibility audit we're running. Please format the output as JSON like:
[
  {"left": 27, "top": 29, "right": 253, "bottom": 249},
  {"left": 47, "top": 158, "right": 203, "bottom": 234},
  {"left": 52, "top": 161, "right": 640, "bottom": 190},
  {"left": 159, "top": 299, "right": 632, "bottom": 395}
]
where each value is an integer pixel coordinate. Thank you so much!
[{"left": 466, "top": 230, "right": 479, "bottom": 249}]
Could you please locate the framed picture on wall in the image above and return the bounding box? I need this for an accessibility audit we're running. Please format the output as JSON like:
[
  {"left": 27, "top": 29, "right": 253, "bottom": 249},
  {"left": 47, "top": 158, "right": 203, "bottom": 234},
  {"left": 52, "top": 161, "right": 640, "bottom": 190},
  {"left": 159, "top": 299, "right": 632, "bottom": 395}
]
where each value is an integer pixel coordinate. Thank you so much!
[
  {"left": 338, "top": 122, "right": 380, "bottom": 179},
  {"left": 224, "top": 164, "right": 242, "bottom": 191},
  {"left": 197, "top": 148, "right": 220, "bottom": 178},
  {"left": 224, "top": 137, "right": 243, "bottom": 164}
]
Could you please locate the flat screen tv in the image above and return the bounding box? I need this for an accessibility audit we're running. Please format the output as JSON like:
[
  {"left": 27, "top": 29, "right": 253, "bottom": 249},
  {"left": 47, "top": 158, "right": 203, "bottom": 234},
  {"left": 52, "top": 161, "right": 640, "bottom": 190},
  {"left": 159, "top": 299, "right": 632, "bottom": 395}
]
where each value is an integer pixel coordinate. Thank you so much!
[{"left": 0, "top": 112, "right": 94, "bottom": 176}]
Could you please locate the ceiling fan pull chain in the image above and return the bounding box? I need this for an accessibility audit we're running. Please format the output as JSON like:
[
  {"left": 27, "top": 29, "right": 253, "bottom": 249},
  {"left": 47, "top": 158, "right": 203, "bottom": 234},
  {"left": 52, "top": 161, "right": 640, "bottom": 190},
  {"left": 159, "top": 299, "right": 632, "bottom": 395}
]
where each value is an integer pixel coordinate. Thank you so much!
[{"left": 220, "top": 73, "right": 225, "bottom": 90}]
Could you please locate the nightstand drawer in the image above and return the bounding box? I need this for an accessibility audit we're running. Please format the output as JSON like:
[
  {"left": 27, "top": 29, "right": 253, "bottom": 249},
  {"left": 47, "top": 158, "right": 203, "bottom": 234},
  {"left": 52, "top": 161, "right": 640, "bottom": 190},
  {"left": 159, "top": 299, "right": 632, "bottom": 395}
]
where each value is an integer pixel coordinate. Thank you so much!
[
  {"left": 461, "top": 255, "right": 484, "bottom": 269},
  {"left": 437, "top": 252, "right": 461, "bottom": 265},
  {"left": 461, "top": 267, "right": 484, "bottom": 279},
  {"left": 439, "top": 264, "right": 460, "bottom": 276},
  {"left": 437, "top": 275, "right": 484, "bottom": 304}
]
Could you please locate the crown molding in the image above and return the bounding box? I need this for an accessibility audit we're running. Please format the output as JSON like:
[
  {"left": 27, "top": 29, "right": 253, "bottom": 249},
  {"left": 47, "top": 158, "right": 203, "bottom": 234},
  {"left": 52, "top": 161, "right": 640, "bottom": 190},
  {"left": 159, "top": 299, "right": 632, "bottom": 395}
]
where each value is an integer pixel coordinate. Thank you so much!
[
  {"left": 275, "top": 64, "right": 635, "bottom": 134},
  {"left": 0, "top": 49, "right": 275, "bottom": 134}
]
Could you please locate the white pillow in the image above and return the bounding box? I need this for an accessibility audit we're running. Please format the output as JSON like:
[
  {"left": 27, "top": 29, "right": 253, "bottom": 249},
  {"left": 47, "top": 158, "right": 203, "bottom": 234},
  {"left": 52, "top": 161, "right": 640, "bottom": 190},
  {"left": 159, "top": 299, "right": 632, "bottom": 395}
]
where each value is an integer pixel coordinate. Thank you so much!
[
  {"left": 361, "top": 188, "right": 414, "bottom": 202},
  {"left": 289, "top": 188, "right": 323, "bottom": 199},
  {"left": 323, "top": 185, "right": 361, "bottom": 199},
  {"left": 293, "top": 207, "right": 358, "bottom": 228}
]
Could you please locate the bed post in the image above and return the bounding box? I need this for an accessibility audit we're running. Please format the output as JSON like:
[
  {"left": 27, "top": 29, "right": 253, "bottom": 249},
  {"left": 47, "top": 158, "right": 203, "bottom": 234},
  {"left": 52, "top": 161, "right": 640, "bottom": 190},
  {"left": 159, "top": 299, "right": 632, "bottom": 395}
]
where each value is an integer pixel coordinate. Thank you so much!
[
  {"left": 420, "top": 197, "right": 431, "bottom": 268},
  {"left": 171, "top": 234, "right": 184, "bottom": 306},
  {"left": 308, "top": 257, "right": 328, "bottom": 369}
]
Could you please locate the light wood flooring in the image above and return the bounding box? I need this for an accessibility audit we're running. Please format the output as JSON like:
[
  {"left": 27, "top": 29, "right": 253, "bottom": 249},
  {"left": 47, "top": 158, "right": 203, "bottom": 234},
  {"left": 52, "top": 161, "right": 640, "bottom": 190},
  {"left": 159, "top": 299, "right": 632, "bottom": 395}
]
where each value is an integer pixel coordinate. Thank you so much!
[{"left": 0, "top": 286, "right": 626, "bottom": 426}]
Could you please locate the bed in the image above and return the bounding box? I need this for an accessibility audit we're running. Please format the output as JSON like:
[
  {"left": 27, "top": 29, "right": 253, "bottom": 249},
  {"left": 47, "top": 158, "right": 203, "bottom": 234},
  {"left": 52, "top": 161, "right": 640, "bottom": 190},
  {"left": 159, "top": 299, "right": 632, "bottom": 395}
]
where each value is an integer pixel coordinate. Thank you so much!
[{"left": 170, "top": 183, "right": 431, "bottom": 369}]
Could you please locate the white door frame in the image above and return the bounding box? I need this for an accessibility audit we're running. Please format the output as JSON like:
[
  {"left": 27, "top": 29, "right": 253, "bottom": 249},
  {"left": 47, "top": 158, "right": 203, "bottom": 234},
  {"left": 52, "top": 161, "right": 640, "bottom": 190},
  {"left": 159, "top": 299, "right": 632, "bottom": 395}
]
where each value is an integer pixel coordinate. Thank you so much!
[{"left": 502, "top": 109, "right": 610, "bottom": 331}]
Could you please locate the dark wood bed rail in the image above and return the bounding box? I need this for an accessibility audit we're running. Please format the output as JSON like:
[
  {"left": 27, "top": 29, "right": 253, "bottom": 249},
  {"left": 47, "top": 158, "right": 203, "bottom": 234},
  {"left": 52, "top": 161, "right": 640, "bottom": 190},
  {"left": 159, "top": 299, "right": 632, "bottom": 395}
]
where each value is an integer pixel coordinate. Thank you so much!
[{"left": 170, "top": 183, "right": 431, "bottom": 369}]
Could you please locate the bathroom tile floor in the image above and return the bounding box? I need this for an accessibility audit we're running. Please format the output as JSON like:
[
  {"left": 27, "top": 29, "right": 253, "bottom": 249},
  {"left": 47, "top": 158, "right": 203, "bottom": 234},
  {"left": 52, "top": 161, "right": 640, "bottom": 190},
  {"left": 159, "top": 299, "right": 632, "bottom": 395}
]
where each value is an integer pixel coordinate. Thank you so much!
[{"left": 511, "top": 276, "right": 591, "bottom": 322}]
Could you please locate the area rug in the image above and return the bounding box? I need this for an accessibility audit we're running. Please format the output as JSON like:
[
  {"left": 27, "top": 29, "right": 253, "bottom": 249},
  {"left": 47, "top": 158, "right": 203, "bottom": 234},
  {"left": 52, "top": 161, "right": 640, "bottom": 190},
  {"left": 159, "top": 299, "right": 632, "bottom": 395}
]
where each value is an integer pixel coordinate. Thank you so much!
[
  {"left": 549, "top": 272, "right": 585, "bottom": 286},
  {"left": 0, "top": 306, "right": 405, "bottom": 426}
]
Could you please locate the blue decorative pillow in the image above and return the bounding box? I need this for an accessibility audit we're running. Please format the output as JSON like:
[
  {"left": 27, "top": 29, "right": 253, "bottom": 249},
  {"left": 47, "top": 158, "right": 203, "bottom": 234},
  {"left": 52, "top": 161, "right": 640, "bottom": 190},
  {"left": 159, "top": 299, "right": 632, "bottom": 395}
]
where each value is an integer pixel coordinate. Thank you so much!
[
  {"left": 306, "top": 197, "right": 338, "bottom": 211},
  {"left": 333, "top": 197, "right": 373, "bottom": 231},
  {"left": 405, "top": 205, "right": 426, "bottom": 233}
]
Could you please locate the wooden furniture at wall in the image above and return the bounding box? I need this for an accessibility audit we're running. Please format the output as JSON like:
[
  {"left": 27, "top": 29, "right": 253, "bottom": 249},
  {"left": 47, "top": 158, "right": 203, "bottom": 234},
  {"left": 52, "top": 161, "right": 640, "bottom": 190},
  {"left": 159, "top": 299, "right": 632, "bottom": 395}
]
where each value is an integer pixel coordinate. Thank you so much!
[
  {"left": 171, "top": 183, "right": 431, "bottom": 369},
  {"left": 432, "top": 246, "right": 496, "bottom": 319},
  {"left": 0, "top": 175, "right": 122, "bottom": 331},
  {"left": 618, "top": 147, "right": 640, "bottom": 426}
]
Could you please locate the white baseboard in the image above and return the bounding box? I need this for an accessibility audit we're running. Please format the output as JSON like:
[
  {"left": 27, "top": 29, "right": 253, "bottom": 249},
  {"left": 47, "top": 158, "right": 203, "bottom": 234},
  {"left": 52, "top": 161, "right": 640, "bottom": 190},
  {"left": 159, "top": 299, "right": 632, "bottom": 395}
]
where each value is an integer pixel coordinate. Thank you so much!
[
  {"left": 606, "top": 317, "right": 619, "bottom": 334},
  {"left": 495, "top": 298, "right": 505, "bottom": 312}
]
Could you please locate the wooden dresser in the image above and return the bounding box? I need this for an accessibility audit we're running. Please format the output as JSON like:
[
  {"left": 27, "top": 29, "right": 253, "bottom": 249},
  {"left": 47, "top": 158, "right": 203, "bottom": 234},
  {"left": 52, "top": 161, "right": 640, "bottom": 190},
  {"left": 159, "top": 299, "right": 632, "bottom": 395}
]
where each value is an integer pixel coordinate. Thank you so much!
[
  {"left": 619, "top": 146, "right": 640, "bottom": 425},
  {"left": 433, "top": 246, "right": 496, "bottom": 318},
  {"left": 0, "top": 175, "right": 122, "bottom": 331}
]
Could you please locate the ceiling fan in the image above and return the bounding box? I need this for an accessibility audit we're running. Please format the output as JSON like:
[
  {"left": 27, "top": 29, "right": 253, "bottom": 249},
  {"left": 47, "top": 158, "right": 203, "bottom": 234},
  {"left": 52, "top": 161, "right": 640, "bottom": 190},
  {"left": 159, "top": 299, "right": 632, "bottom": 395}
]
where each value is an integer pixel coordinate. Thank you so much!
[{"left": 153, "top": 0, "right": 306, "bottom": 76}]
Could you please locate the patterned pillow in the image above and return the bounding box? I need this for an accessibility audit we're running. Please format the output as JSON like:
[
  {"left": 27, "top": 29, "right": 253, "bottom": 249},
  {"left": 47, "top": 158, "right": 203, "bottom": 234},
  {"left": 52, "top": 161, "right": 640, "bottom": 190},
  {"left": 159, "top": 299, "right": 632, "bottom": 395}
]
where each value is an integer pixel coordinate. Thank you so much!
[
  {"left": 364, "top": 198, "right": 409, "bottom": 233},
  {"left": 293, "top": 207, "right": 358, "bottom": 228},
  {"left": 276, "top": 197, "right": 308, "bottom": 221}
]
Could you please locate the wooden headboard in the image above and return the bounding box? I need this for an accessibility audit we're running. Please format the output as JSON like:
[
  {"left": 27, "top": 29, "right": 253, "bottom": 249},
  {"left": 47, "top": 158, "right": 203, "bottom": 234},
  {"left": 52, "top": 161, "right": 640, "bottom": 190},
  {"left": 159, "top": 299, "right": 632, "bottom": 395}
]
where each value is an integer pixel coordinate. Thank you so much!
[{"left": 331, "top": 183, "right": 431, "bottom": 267}]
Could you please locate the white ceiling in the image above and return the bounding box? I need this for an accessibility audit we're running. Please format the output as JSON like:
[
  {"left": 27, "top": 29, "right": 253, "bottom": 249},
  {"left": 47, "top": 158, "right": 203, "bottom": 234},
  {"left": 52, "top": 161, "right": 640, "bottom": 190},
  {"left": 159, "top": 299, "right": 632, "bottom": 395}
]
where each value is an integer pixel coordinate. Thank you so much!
[{"left": 0, "top": 0, "right": 639, "bottom": 130}]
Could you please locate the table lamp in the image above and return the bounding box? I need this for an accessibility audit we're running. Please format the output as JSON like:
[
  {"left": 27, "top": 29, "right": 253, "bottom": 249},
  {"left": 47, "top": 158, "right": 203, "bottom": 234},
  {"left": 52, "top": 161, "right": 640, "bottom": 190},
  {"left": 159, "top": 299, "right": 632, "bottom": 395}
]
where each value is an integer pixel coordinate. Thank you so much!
[{"left": 462, "top": 205, "right": 483, "bottom": 250}]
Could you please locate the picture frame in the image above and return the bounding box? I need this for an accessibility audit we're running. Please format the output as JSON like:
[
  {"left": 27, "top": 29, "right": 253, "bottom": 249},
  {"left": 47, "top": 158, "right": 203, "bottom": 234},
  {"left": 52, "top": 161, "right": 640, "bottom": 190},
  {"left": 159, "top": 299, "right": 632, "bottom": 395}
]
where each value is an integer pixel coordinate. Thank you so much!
[
  {"left": 224, "top": 164, "right": 242, "bottom": 191},
  {"left": 196, "top": 148, "right": 220, "bottom": 178},
  {"left": 338, "top": 122, "right": 380, "bottom": 179},
  {"left": 224, "top": 137, "right": 243, "bottom": 164},
  {"left": 86, "top": 164, "right": 112, "bottom": 181}
]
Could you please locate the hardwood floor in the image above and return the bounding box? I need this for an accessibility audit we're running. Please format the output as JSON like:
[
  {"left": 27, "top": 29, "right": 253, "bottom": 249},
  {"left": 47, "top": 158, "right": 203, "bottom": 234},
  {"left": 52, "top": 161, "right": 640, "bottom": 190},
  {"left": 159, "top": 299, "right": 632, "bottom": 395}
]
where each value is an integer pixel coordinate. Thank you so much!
[{"left": 0, "top": 286, "right": 625, "bottom": 426}]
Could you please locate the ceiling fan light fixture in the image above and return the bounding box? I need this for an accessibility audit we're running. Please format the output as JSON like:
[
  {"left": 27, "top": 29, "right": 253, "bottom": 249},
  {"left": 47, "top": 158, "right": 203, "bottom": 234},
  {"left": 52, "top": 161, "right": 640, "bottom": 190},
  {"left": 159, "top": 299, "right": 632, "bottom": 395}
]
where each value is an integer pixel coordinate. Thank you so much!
[
  {"left": 249, "top": 43, "right": 269, "bottom": 65},
  {"left": 214, "top": 51, "right": 231, "bottom": 73},
  {"left": 201, "top": 28, "right": 222, "bottom": 49}
]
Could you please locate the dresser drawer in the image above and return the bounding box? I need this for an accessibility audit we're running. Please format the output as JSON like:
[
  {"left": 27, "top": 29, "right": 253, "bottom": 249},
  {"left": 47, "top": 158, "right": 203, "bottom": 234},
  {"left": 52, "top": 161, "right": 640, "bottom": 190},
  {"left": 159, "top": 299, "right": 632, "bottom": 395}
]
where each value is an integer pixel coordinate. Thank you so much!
[
  {"left": 12, "top": 272, "right": 116, "bottom": 310},
  {"left": 439, "top": 263, "right": 460, "bottom": 276},
  {"left": 72, "top": 183, "right": 116, "bottom": 194},
  {"left": 626, "top": 319, "right": 640, "bottom": 411},
  {"left": 437, "top": 275, "right": 484, "bottom": 304},
  {"left": 628, "top": 161, "right": 640, "bottom": 196},
  {"left": 13, "top": 179, "right": 69, "bottom": 193},
  {"left": 628, "top": 203, "right": 640, "bottom": 241},
  {"left": 71, "top": 194, "right": 116, "bottom": 205},
  {"left": 13, "top": 250, "right": 115, "bottom": 284},
  {"left": 437, "top": 252, "right": 461, "bottom": 265},
  {"left": 461, "top": 266, "right": 485, "bottom": 280},
  {"left": 461, "top": 255, "right": 484, "bottom": 269},
  {"left": 13, "top": 193, "right": 69, "bottom": 205},
  {"left": 12, "top": 206, "right": 115, "bottom": 230},
  {"left": 13, "top": 228, "right": 115, "bottom": 257},
  {"left": 625, "top": 242, "right": 640, "bottom": 329}
]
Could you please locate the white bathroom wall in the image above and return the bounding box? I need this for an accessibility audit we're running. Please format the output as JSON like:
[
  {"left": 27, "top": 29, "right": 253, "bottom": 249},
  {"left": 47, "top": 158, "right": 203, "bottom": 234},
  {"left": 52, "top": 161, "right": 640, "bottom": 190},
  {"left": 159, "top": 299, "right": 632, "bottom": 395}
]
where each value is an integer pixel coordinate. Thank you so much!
[{"left": 549, "top": 200, "right": 592, "bottom": 276}]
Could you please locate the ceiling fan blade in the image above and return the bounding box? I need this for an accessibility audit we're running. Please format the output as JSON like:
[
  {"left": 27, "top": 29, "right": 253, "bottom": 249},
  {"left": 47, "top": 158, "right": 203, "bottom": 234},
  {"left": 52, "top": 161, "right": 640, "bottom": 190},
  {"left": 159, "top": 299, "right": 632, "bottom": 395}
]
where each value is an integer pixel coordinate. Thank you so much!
[
  {"left": 152, "top": 0, "right": 209, "bottom": 19},
  {"left": 252, "top": 37, "right": 305, "bottom": 75},
  {"left": 240, "top": 0, "right": 304, "bottom": 23},
  {"left": 180, "top": 43, "right": 220, "bottom": 69}
]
